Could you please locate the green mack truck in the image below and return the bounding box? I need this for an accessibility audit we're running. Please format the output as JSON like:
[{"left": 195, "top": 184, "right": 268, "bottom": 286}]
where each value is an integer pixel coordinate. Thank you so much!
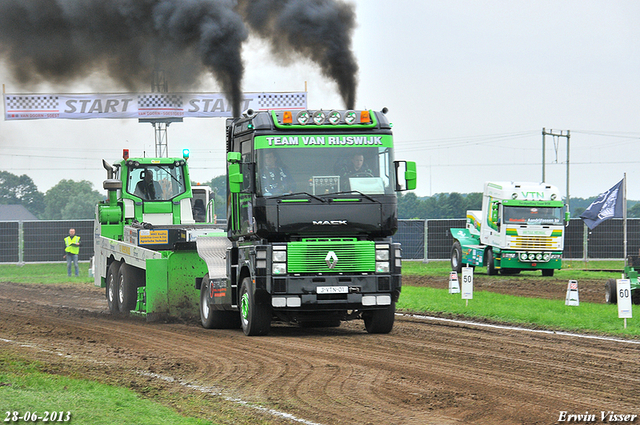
[
  {"left": 450, "top": 181, "right": 567, "bottom": 276},
  {"left": 94, "top": 108, "right": 417, "bottom": 336}
]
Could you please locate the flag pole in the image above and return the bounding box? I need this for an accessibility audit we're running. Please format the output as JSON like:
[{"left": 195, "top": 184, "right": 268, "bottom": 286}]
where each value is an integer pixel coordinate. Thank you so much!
[{"left": 624, "top": 173, "right": 627, "bottom": 265}]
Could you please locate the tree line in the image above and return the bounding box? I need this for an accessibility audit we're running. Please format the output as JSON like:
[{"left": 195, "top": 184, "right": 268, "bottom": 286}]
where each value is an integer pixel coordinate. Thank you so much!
[{"left": 3, "top": 170, "right": 639, "bottom": 220}]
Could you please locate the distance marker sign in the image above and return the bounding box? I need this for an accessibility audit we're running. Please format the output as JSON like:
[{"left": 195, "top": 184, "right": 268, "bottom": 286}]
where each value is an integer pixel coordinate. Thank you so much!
[
  {"left": 461, "top": 267, "right": 473, "bottom": 300},
  {"left": 617, "top": 279, "right": 633, "bottom": 319}
]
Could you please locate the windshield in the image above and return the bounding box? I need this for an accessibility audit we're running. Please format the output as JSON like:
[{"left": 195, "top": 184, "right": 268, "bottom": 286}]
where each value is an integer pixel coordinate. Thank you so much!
[
  {"left": 503, "top": 206, "right": 563, "bottom": 225},
  {"left": 256, "top": 146, "right": 394, "bottom": 197},
  {"left": 127, "top": 164, "right": 186, "bottom": 201}
]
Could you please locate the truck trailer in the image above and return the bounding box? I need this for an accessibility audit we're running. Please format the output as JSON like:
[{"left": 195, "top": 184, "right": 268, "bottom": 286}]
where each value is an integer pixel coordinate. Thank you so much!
[
  {"left": 450, "top": 181, "right": 566, "bottom": 276},
  {"left": 94, "top": 108, "right": 417, "bottom": 335}
]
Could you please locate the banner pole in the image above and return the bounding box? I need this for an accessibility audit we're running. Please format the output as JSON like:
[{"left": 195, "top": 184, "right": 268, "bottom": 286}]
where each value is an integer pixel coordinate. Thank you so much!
[{"left": 624, "top": 173, "right": 627, "bottom": 264}]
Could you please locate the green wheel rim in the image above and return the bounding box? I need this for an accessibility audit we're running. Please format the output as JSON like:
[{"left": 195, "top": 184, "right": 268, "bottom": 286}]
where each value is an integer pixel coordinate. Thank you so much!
[{"left": 241, "top": 292, "right": 249, "bottom": 320}]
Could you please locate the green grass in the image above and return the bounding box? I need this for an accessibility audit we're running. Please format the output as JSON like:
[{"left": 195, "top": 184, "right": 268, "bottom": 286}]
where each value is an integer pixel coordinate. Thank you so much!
[
  {"left": 403, "top": 259, "right": 625, "bottom": 280},
  {"left": 0, "top": 263, "right": 93, "bottom": 284},
  {"left": 397, "top": 286, "right": 639, "bottom": 337},
  {"left": 0, "top": 353, "right": 211, "bottom": 425}
]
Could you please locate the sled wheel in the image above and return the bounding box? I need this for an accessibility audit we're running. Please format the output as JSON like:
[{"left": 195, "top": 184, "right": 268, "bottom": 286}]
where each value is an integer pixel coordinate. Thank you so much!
[
  {"left": 117, "top": 263, "right": 140, "bottom": 314},
  {"left": 106, "top": 261, "right": 121, "bottom": 314},
  {"left": 605, "top": 278, "right": 617, "bottom": 304}
]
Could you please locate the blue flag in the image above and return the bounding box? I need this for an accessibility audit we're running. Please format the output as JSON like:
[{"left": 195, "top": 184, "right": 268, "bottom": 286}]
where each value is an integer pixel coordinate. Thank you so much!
[{"left": 580, "top": 178, "right": 624, "bottom": 230}]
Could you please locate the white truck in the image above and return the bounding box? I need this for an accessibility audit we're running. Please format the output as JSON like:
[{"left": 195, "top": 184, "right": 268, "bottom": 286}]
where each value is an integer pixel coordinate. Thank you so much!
[{"left": 450, "top": 181, "right": 567, "bottom": 276}]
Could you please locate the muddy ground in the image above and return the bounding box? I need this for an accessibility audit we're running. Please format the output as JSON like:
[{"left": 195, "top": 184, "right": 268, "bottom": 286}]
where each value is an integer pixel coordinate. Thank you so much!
[{"left": 0, "top": 277, "right": 638, "bottom": 425}]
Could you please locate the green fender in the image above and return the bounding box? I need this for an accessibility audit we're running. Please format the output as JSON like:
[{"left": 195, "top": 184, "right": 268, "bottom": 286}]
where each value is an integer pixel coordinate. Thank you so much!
[{"left": 450, "top": 228, "right": 480, "bottom": 247}]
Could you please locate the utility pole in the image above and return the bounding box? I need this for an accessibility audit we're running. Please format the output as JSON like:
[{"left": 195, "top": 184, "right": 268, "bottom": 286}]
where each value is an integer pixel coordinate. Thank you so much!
[{"left": 542, "top": 128, "right": 571, "bottom": 214}]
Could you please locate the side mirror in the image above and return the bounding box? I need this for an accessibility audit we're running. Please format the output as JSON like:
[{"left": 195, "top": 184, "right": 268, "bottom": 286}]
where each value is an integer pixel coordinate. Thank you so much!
[
  {"left": 394, "top": 160, "right": 417, "bottom": 191},
  {"left": 227, "top": 152, "right": 243, "bottom": 193}
]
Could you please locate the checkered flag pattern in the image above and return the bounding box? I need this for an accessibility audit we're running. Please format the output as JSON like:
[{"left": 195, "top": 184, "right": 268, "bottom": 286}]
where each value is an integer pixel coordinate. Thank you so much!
[
  {"left": 5, "top": 95, "right": 59, "bottom": 111},
  {"left": 258, "top": 93, "right": 307, "bottom": 109},
  {"left": 138, "top": 94, "right": 183, "bottom": 109}
]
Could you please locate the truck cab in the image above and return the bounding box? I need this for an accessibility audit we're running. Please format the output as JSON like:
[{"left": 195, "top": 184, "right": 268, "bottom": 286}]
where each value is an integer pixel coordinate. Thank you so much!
[{"left": 201, "top": 108, "right": 417, "bottom": 335}]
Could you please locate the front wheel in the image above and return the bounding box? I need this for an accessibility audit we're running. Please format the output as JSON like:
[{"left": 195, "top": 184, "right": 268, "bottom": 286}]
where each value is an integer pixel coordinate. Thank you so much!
[
  {"left": 451, "top": 241, "right": 463, "bottom": 274},
  {"left": 605, "top": 278, "right": 617, "bottom": 304},
  {"left": 363, "top": 302, "right": 396, "bottom": 334},
  {"left": 240, "top": 277, "right": 271, "bottom": 336}
]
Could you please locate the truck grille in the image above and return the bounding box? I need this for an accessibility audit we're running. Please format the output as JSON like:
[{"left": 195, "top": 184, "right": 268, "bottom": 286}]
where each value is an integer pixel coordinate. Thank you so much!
[
  {"left": 509, "top": 236, "right": 558, "bottom": 250},
  {"left": 287, "top": 239, "right": 375, "bottom": 273}
]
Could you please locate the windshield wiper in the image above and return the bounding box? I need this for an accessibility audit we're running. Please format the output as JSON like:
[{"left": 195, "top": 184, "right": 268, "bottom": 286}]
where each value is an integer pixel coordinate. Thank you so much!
[
  {"left": 272, "top": 191, "right": 326, "bottom": 203},
  {"left": 330, "top": 190, "right": 378, "bottom": 203}
]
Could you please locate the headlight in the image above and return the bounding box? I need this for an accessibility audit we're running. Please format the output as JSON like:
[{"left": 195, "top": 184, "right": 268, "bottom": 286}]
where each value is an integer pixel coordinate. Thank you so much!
[
  {"left": 376, "top": 250, "right": 389, "bottom": 261},
  {"left": 296, "top": 111, "right": 310, "bottom": 125},
  {"left": 520, "top": 253, "right": 528, "bottom": 261},
  {"left": 328, "top": 110, "right": 341, "bottom": 125},
  {"left": 313, "top": 110, "right": 326, "bottom": 125},
  {"left": 376, "top": 262, "right": 389, "bottom": 273},
  {"left": 536, "top": 253, "right": 543, "bottom": 260},
  {"left": 344, "top": 110, "right": 357, "bottom": 125},
  {"left": 273, "top": 251, "right": 286, "bottom": 262},
  {"left": 273, "top": 263, "right": 287, "bottom": 275}
]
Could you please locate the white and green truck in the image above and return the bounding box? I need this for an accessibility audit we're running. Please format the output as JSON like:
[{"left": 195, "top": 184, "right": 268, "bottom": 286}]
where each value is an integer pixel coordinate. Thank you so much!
[{"left": 450, "top": 181, "right": 567, "bottom": 276}]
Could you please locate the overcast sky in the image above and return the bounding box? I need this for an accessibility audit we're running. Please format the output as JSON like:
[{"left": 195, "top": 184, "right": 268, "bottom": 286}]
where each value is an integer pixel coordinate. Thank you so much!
[{"left": 2, "top": 0, "right": 640, "bottom": 206}]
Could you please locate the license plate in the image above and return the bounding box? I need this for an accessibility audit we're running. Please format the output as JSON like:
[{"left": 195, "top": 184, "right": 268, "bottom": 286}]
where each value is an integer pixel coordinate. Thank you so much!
[{"left": 317, "top": 286, "right": 348, "bottom": 294}]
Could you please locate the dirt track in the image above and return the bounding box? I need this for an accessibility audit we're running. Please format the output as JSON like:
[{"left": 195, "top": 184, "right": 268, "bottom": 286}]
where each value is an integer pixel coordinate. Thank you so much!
[{"left": 1, "top": 278, "right": 638, "bottom": 425}]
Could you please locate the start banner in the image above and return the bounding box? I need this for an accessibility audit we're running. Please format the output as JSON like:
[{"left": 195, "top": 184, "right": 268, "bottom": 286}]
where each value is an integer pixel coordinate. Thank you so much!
[{"left": 3, "top": 92, "right": 307, "bottom": 120}]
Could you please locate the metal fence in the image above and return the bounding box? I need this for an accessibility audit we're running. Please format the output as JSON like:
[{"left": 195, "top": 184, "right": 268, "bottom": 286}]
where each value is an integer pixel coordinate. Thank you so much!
[
  {"left": 0, "top": 220, "right": 95, "bottom": 264},
  {"left": 1, "top": 218, "right": 632, "bottom": 264}
]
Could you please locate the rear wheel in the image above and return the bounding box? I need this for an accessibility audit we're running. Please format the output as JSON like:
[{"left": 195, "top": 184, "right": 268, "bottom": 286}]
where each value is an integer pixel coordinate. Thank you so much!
[
  {"left": 451, "top": 241, "right": 463, "bottom": 274},
  {"left": 363, "top": 302, "right": 396, "bottom": 334},
  {"left": 605, "top": 278, "right": 617, "bottom": 304},
  {"left": 487, "top": 249, "right": 497, "bottom": 276},
  {"left": 200, "top": 274, "right": 240, "bottom": 329},
  {"left": 240, "top": 277, "right": 271, "bottom": 336},
  {"left": 106, "top": 261, "right": 121, "bottom": 314}
]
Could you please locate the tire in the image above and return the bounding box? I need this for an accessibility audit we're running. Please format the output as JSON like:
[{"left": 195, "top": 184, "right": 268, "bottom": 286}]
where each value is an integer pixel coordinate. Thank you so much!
[
  {"left": 106, "top": 261, "right": 121, "bottom": 314},
  {"left": 200, "top": 274, "right": 240, "bottom": 329},
  {"left": 542, "top": 269, "right": 554, "bottom": 277},
  {"left": 486, "top": 249, "right": 497, "bottom": 276},
  {"left": 117, "top": 263, "right": 140, "bottom": 314},
  {"left": 605, "top": 278, "right": 617, "bottom": 304},
  {"left": 451, "top": 241, "right": 463, "bottom": 274},
  {"left": 363, "top": 302, "right": 396, "bottom": 334},
  {"left": 239, "top": 277, "right": 271, "bottom": 336}
]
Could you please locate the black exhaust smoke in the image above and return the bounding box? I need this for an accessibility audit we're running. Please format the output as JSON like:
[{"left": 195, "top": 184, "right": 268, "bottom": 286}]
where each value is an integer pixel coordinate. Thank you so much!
[
  {"left": 0, "top": 0, "right": 247, "bottom": 116},
  {"left": 237, "top": 0, "right": 359, "bottom": 109},
  {"left": 0, "top": 0, "right": 359, "bottom": 115}
]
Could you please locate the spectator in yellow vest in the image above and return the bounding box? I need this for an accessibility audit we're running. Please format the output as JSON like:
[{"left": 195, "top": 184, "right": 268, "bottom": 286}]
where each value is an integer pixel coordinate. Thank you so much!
[{"left": 64, "top": 228, "right": 81, "bottom": 277}]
